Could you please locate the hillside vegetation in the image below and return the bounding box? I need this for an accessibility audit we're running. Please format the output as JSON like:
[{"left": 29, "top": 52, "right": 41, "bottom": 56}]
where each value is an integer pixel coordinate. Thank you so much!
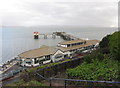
[
  {"left": 66, "top": 31, "right": 120, "bottom": 81},
  {"left": 5, "top": 80, "right": 46, "bottom": 86}
]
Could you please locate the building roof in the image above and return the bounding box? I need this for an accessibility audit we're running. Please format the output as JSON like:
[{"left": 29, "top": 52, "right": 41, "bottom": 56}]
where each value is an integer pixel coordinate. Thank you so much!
[
  {"left": 19, "top": 45, "right": 57, "bottom": 59},
  {"left": 58, "top": 40, "right": 100, "bottom": 51},
  {"left": 85, "top": 40, "right": 100, "bottom": 45},
  {"left": 59, "top": 39, "right": 85, "bottom": 45},
  {"left": 18, "top": 40, "right": 100, "bottom": 59}
]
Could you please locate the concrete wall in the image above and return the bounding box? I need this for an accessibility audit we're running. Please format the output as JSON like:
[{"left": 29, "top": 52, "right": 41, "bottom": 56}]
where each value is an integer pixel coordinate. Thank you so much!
[
  {"left": 64, "top": 51, "right": 71, "bottom": 56},
  {"left": 60, "top": 44, "right": 67, "bottom": 47},
  {"left": 32, "top": 59, "right": 39, "bottom": 66},
  {"left": 20, "top": 58, "right": 39, "bottom": 67},
  {"left": 43, "top": 60, "right": 51, "bottom": 64},
  {"left": 21, "top": 58, "right": 33, "bottom": 67}
]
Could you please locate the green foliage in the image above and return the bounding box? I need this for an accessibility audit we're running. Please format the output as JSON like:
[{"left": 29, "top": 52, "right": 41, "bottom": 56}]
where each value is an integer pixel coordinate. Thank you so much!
[
  {"left": 83, "top": 53, "right": 104, "bottom": 63},
  {"left": 84, "top": 55, "right": 92, "bottom": 63},
  {"left": 108, "top": 31, "right": 120, "bottom": 61},
  {"left": 67, "top": 31, "right": 120, "bottom": 82},
  {"left": 96, "top": 53, "right": 104, "bottom": 61},
  {"left": 98, "top": 31, "right": 120, "bottom": 60},
  {"left": 99, "top": 34, "right": 111, "bottom": 48},
  {"left": 99, "top": 34, "right": 111, "bottom": 54},
  {"left": 66, "top": 58, "right": 119, "bottom": 81},
  {"left": 6, "top": 80, "right": 46, "bottom": 86}
]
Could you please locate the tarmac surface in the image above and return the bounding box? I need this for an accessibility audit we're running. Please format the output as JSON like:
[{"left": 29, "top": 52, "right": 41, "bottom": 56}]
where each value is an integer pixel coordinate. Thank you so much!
[
  {"left": 1, "top": 64, "right": 23, "bottom": 86},
  {"left": 1, "top": 54, "right": 84, "bottom": 86}
]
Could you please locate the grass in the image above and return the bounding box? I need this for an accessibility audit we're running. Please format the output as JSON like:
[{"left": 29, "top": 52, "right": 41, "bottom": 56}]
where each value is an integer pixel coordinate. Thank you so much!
[{"left": 5, "top": 80, "right": 46, "bottom": 86}]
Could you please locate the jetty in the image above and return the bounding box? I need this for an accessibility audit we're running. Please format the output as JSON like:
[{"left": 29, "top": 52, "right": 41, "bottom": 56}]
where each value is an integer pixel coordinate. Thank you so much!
[
  {"left": 34, "top": 32, "right": 80, "bottom": 40},
  {"left": 55, "top": 32, "right": 80, "bottom": 40},
  {"left": 34, "top": 32, "right": 56, "bottom": 39}
]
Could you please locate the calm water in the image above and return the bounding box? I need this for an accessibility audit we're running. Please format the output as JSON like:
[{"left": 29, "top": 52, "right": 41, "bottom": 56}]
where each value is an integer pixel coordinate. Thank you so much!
[{"left": 0, "top": 26, "right": 118, "bottom": 65}]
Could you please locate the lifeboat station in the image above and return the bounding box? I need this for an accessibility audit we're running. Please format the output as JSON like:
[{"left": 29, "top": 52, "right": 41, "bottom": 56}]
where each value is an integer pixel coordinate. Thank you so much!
[{"left": 18, "top": 39, "right": 100, "bottom": 67}]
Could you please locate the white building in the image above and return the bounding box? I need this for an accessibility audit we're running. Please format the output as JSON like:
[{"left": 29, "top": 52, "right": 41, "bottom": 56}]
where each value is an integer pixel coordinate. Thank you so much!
[{"left": 18, "top": 39, "right": 100, "bottom": 67}]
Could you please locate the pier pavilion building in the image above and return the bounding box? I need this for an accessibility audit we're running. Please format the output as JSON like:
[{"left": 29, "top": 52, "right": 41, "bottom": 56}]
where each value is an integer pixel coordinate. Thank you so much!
[{"left": 18, "top": 39, "right": 99, "bottom": 67}]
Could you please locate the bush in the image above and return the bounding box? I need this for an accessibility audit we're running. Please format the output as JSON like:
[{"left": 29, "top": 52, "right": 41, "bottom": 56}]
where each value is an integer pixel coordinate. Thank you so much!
[
  {"left": 66, "top": 59, "right": 119, "bottom": 81},
  {"left": 108, "top": 31, "right": 120, "bottom": 61},
  {"left": 84, "top": 55, "right": 92, "bottom": 63},
  {"left": 84, "top": 53, "right": 104, "bottom": 64},
  {"left": 99, "top": 34, "right": 111, "bottom": 48},
  {"left": 96, "top": 53, "right": 104, "bottom": 61},
  {"left": 6, "top": 80, "right": 46, "bottom": 86}
]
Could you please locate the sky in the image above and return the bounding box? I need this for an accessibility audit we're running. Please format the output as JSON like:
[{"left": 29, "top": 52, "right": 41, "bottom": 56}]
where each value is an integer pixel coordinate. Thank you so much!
[{"left": 0, "top": 0, "right": 119, "bottom": 27}]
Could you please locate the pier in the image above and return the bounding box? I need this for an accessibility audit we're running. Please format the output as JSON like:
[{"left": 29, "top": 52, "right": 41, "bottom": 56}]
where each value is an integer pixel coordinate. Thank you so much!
[
  {"left": 34, "top": 32, "right": 56, "bottom": 39},
  {"left": 34, "top": 32, "right": 80, "bottom": 40},
  {"left": 39, "top": 33, "right": 56, "bottom": 39},
  {"left": 55, "top": 32, "right": 80, "bottom": 40}
]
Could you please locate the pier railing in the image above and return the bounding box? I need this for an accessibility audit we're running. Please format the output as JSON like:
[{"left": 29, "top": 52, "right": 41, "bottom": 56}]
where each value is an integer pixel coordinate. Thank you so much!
[
  {"left": 33, "top": 32, "right": 57, "bottom": 39},
  {"left": 33, "top": 32, "right": 80, "bottom": 40}
]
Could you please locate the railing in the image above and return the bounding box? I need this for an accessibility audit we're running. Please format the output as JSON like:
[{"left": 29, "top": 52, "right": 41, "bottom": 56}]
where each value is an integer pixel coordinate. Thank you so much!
[
  {"left": 35, "top": 72, "right": 120, "bottom": 87},
  {"left": 34, "top": 32, "right": 57, "bottom": 39}
]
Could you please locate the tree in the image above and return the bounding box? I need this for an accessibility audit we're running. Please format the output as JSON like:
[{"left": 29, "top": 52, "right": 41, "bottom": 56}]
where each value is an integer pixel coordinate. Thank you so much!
[
  {"left": 99, "top": 34, "right": 111, "bottom": 54},
  {"left": 96, "top": 53, "right": 104, "bottom": 61},
  {"left": 109, "top": 31, "right": 120, "bottom": 61},
  {"left": 99, "top": 34, "right": 111, "bottom": 48},
  {"left": 84, "top": 55, "right": 92, "bottom": 63}
]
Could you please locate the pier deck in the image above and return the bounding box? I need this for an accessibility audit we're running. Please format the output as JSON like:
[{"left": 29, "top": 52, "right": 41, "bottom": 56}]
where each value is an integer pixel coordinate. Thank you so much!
[
  {"left": 55, "top": 32, "right": 80, "bottom": 40},
  {"left": 34, "top": 32, "right": 80, "bottom": 40}
]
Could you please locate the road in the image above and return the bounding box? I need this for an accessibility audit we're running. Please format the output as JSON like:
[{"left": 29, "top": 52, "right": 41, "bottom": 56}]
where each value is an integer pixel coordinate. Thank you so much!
[
  {"left": 1, "top": 64, "right": 23, "bottom": 86},
  {"left": 1, "top": 55, "right": 84, "bottom": 86},
  {"left": 1, "top": 73, "right": 21, "bottom": 86}
]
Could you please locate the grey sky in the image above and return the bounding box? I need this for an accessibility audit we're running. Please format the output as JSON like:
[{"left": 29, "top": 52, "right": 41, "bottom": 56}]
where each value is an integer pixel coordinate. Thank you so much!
[{"left": 1, "top": 0, "right": 119, "bottom": 27}]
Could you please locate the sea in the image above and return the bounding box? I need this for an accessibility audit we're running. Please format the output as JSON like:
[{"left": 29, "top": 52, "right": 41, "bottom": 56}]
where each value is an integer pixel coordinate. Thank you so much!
[{"left": 0, "top": 26, "right": 118, "bottom": 65}]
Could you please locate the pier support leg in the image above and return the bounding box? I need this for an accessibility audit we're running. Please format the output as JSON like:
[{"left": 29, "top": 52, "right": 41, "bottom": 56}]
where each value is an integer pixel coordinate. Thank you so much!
[
  {"left": 52, "top": 34, "right": 56, "bottom": 39},
  {"left": 44, "top": 34, "right": 47, "bottom": 39}
]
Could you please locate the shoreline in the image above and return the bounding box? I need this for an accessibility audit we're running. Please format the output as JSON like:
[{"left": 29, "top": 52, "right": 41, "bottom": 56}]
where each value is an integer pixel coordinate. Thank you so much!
[{"left": 0, "top": 31, "right": 99, "bottom": 74}]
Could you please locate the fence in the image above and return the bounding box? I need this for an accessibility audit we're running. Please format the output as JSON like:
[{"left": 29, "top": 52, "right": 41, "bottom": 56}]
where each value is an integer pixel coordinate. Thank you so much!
[
  {"left": 35, "top": 72, "right": 120, "bottom": 87},
  {"left": 31, "top": 57, "right": 120, "bottom": 87},
  {"left": 34, "top": 58, "right": 82, "bottom": 78},
  {"left": 20, "top": 57, "right": 120, "bottom": 87}
]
